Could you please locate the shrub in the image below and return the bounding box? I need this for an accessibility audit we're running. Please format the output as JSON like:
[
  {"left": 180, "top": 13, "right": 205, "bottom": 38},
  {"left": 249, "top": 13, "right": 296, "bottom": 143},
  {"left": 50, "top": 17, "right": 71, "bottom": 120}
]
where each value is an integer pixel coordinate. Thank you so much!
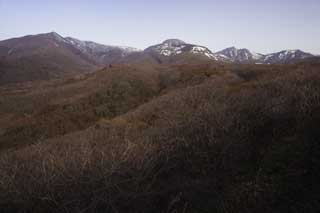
[{"left": 1, "top": 63, "right": 320, "bottom": 212}]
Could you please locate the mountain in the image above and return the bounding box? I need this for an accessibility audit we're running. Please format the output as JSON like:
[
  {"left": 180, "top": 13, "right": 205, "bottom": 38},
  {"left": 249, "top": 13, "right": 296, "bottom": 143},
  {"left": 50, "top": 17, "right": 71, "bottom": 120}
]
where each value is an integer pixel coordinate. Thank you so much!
[
  {"left": 214, "top": 47, "right": 263, "bottom": 63},
  {"left": 65, "top": 37, "right": 141, "bottom": 64},
  {"left": 117, "top": 39, "right": 219, "bottom": 65},
  {"left": 0, "top": 32, "right": 317, "bottom": 85},
  {"left": 143, "top": 39, "right": 221, "bottom": 62},
  {"left": 213, "top": 47, "right": 314, "bottom": 64},
  {"left": 261, "top": 50, "right": 314, "bottom": 64},
  {"left": 0, "top": 32, "right": 98, "bottom": 85},
  {"left": 142, "top": 41, "right": 315, "bottom": 65},
  {"left": 0, "top": 32, "right": 140, "bottom": 85}
]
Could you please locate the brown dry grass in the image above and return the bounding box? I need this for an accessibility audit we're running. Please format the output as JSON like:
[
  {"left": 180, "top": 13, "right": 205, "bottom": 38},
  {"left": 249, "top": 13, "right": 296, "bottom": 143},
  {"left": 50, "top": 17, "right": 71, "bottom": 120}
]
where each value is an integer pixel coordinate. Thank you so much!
[{"left": 0, "top": 62, "right": 320, "bottom": 212}]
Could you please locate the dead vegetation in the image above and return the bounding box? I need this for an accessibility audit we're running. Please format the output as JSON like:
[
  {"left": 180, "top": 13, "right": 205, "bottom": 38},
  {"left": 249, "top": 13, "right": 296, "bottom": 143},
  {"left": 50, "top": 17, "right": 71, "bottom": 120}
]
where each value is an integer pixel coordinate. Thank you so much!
[{"left": 0, "top": 62, "right": 320, "bottom": 212}]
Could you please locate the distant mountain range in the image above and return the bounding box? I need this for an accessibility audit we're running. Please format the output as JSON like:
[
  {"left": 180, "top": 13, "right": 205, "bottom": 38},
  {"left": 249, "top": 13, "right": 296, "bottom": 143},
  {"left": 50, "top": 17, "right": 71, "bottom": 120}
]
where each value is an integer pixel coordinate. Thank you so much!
[
  {"left": 215, "top": 47, "right": 314, "bottom": 64},
  {"left": 147, "top": 40, "right": 315, "bottom": 64},
  {"left": 0, "top": 32, "right": 317, "bottom": 84}
]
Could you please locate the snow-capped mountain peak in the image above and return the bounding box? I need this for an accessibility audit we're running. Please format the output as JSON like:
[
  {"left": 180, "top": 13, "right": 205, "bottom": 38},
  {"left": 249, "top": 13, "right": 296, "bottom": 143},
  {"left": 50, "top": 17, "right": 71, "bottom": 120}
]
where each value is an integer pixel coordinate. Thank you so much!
[
  {"left": 262, "top": 49, "right": 314, "bottom": 64},
  {"left": 215, "top": 47, "right": 264, "bottom": 62},
  {"left": 145, "top": 39, "right": 187, "bottom": 56},
  {"left": 65, "top": 37, "right": 141, "bottom": 54},
  {"left": 66, "top": 37, "right": 112, "bottom": 53},
  {"left": 161, "top": 39, "right": 187, "bottom": 47},
  {"left": 189, "top": 46, "right": 217, "bottom": 59},
  {"left": 1, "top": 32, "right": 316, "bottom": 69},
  {"left": 43, "top": 32, "right": 68, "bottom": 43},
  {"left": 145, "top": 39, "right": 217, "bottom": 59},
  {"left": 64, "top": 35, "right": 316, "bottom": 64},
  {"left": 64, "top": 37, "right": 141, "bottom": 64}
]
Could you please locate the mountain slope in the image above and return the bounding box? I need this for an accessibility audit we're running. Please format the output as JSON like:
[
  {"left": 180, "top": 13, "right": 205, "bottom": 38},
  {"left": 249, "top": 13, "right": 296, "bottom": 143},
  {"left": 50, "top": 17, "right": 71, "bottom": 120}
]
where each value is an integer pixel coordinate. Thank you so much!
[
  {"left": 143, "top": 39, "right": 221, "bottom": 64},
  {"left": 1, "top": 61, "right": 320, "bottom": 212},
  {"left": 0, "top": 32, "right": 141, "bottom": 85},
  {"left": 215, "top": 47, "right": 263, "bottom": 63},
  {"left": 137, "top": 41, "right": 315, "bottom": 65},
  {"left": 0, "top": 32, "right": 98, "bottom": 85},
  {"left": 213, "top": 47, "right": 314, "bottom": 64},
  {"left": 65, "top": 37, "right": 141, "bottom": 64},
  {"left": 262, "top": 50, "right": 314, "bottom": 64},
  {"left": 0, "top": 32, "right": 317, "bottom": 85}
]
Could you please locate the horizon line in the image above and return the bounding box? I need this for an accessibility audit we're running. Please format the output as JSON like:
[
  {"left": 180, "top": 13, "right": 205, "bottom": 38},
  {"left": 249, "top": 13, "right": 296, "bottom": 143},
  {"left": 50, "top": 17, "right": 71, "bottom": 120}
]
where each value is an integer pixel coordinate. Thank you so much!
[{"left": 1, "top": 31, "right": 319, "bottom": 56}]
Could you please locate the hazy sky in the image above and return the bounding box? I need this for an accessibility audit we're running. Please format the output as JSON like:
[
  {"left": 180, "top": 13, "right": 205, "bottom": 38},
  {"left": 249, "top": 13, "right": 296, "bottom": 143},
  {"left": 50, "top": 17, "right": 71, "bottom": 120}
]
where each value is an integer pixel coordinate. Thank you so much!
[{"left": 1, "top": 0, "right": 319, "bottom": 54}]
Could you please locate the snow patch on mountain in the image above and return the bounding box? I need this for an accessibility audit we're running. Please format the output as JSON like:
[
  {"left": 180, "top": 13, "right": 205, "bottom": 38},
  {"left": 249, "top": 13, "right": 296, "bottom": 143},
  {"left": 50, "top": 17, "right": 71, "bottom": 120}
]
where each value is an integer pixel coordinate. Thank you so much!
[
  {"left": 215, "top": 47, "right": 264, "bottom": 62},
  {"left": 261, "top": 50, "right": 314, "bottom": 64},
  {"left": 145, "top": 39, "right": 187, "bottom": 56},
  {"left": 48, "top": 32, "right": 69, "bottom": 44},
  {"left": 191, "top": 46, "right": 217, "bottom": 59},
  {"left": 65, "top": 37, "right": 141, "bottom": 60},
  {"left": 13, "top": 32, "right": 315, "bottom": 65},
  {"left": 145, "top": 39, "right": 218, "bottom": 59}
]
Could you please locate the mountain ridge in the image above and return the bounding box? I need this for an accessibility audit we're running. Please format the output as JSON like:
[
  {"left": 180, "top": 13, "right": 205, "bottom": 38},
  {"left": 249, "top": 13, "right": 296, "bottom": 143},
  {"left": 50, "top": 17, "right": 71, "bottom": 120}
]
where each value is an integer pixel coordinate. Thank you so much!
[
  {"left": 0, "top": 32, "right": 316, "bottom": 65},
  {"left": 0, "top": 32, "right": 317, "bottom": 85}
]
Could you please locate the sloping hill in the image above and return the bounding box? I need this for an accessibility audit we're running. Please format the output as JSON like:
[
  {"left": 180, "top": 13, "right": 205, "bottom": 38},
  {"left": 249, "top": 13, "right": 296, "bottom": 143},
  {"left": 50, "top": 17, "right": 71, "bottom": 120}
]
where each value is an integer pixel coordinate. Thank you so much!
[
  {"left": 0, "top": 62, "right": 320, "bottom": 212},
  {"left": 0, "top": 32, "right": 100, "bottom": 85}
]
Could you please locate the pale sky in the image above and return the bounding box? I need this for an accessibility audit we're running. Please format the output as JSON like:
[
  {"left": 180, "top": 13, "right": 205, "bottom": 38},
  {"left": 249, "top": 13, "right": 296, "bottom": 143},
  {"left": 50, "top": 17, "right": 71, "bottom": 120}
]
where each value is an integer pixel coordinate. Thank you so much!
[{"left": 0, "top": 0, "right": 319, "bottom": 54}]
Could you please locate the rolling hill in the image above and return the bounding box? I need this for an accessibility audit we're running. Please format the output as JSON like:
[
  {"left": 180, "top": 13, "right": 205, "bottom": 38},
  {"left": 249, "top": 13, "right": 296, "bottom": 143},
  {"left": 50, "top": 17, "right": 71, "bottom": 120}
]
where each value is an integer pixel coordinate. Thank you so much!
[{"left": 0, "top": 60, "right": 320, "bottom": 212}]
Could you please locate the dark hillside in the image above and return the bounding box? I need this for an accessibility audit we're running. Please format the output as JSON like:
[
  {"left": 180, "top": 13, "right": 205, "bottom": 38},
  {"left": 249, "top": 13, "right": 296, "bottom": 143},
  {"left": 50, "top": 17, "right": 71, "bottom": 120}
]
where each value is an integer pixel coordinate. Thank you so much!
[{"left": 0, "top": 62, "right": 319, "bottom": 212}]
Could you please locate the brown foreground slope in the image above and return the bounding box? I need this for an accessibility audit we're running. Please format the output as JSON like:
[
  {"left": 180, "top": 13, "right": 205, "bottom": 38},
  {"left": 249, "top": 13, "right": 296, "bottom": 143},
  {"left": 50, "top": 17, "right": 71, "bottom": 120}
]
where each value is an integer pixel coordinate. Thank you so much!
[
  {"left": 0, "top": 62, "right": 231, "bottom": 150},
  {"left": 0, "top": 61, "right": 320, "bottom": 212}
]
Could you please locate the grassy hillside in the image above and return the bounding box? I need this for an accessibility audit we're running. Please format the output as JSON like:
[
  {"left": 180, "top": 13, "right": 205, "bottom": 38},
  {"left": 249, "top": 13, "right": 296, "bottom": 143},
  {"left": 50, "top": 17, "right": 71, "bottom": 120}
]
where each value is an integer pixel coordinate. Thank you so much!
[{"left": 0, "top": 62, "right": 320, "bottom": 212}]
